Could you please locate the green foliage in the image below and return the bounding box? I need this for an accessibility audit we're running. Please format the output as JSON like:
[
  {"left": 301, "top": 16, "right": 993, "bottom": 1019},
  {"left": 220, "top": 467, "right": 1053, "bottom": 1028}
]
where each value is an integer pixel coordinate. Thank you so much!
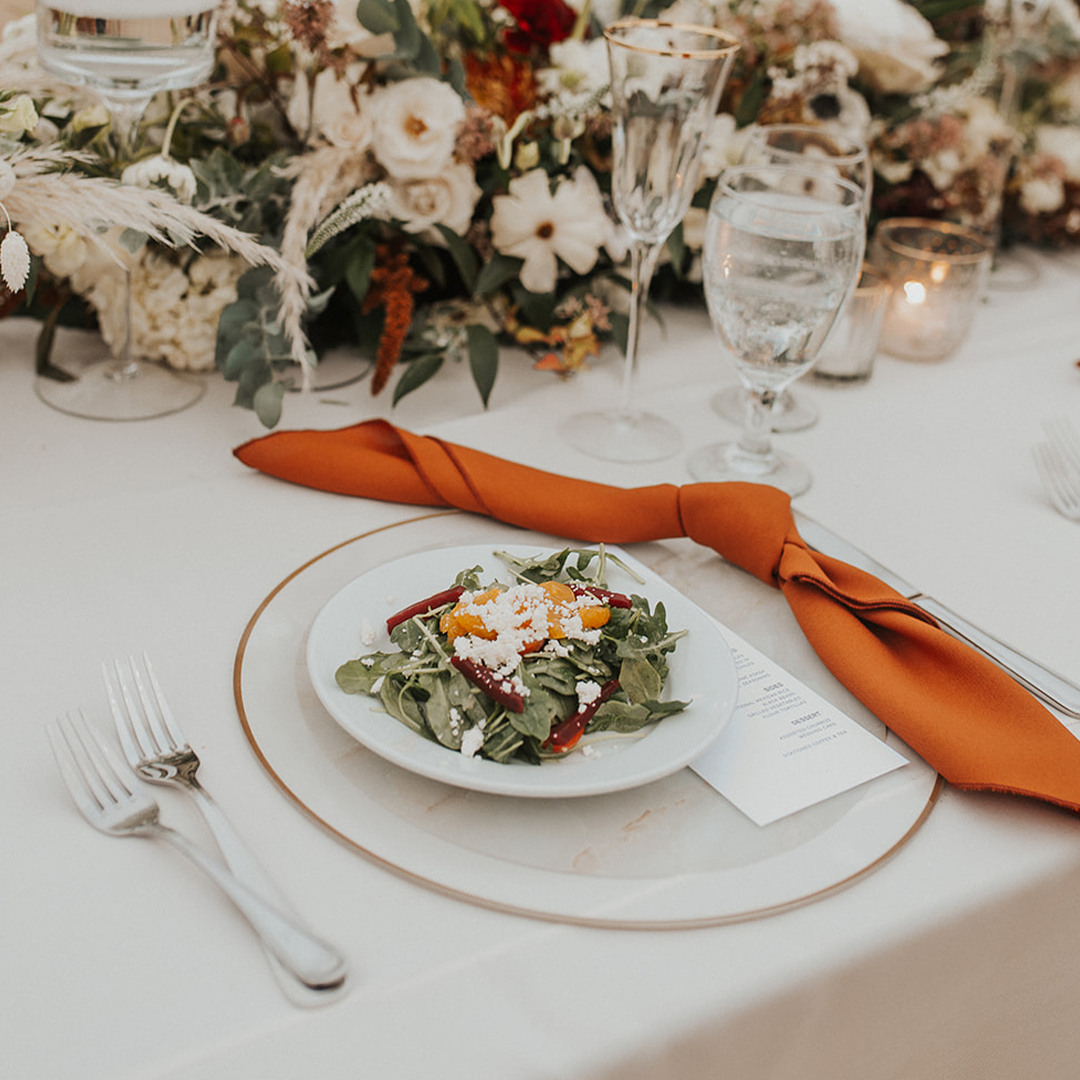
[{"left": 334, "top": 548, "right": 688, "bottom": 764}]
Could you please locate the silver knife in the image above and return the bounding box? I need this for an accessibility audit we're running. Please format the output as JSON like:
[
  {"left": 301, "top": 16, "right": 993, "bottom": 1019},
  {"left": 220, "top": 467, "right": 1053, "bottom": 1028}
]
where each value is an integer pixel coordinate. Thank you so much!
[{"left": 793, "top": 511, "right": 1080, "bottom": 719}]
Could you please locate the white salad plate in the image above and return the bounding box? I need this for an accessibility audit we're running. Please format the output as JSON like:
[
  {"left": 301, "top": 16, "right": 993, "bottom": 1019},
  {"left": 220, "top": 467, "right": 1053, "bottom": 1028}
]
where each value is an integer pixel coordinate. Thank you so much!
[{"left": 306, "top": 543, "right": 740, "bottom": 798}]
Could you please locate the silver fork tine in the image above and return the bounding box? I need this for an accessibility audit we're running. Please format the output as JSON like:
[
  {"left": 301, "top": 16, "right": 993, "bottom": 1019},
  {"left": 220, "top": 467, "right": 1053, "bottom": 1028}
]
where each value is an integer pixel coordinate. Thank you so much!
[
  {"left": 68, "top": 709, "right": 130, "bottom": 809},
  {"left": 104, "top": 660, "right": 150, "bottom": 765},
  {"left": 47, "top": 712, "right": 105, "bottom": 820},
  {"left": 47, "top": 710, "right": 349, "bottom": 993},
  {"left": 140, "top": 653, "right": 187, "bottom": 749}
]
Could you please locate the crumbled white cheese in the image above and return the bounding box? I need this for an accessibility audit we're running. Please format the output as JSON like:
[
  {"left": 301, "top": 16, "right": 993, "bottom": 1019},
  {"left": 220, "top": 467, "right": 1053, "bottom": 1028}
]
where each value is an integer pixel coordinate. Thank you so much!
[
  {"left": 360, "top": 618, "right": 376, "bottom": 647},
  {"left": 576, "top": 679, "right": 602, "bottom": 706},
  {"left": 460, "top": 726, "right": 485, "bottom": 758},
  {"left": 450, "top": 583, "right": 606, "bottom": 674}
]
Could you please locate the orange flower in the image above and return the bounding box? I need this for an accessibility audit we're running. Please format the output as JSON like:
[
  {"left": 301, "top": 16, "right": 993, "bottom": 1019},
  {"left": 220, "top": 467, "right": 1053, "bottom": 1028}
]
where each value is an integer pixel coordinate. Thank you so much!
[
  {"left": 362, "top": 246, "right": 428, "bottom": 394},
  {"left": 464, "top": 52, "right": 537, "bottom": 125}
]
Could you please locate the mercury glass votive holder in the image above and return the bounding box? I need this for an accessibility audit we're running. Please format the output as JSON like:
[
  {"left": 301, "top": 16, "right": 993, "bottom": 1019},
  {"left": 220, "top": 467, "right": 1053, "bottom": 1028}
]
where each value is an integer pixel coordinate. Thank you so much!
[
  {"left": 872, "top": 218, "right": 991, "bottom": 363},
  {"left": 812, "top": 265, "right": 890, "bottom": 383}
]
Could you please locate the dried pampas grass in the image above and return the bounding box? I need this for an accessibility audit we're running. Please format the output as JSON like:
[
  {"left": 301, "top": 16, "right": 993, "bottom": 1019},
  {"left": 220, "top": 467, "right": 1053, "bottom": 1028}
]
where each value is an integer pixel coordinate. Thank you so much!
[{"left": 4, "top": 144, "right": 316, "bottom": 381}]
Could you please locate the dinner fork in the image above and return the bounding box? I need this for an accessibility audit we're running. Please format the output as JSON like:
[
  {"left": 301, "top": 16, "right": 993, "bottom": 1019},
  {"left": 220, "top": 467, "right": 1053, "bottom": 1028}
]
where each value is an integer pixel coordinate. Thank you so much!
[
  {"left": 47, "top": 709, "right": 349, "bottom": 991},
  {"left": 1034, "top": 436, "right": 1080, "bottom": 521},
  {"left": 104, "top": 655, "right": 348, "bottom": 1003}
]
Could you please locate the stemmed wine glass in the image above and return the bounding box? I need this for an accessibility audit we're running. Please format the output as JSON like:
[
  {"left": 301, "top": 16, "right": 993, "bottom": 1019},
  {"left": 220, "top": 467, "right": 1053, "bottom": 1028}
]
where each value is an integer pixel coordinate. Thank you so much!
[
  {"left": 34, "top": 1, "right": 219, "bottom": 420},
  {"left": 712, "top": 123, "right": 872, "bottom": 434},
  {"left": 687, "top": 163, "right": 864, "bottom": 496},
  {"left": 560, "top": 19, "right": 738, "bottom": 464}
]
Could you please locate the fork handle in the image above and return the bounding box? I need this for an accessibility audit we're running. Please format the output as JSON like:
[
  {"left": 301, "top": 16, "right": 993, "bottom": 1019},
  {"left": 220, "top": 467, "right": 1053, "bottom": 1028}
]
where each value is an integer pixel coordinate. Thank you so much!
[
  {"left": 187, "top": 782, "right": 301, "bottom": 916},
  {"left": 153, "top": 823, "right": 348, "bottom": 990}
]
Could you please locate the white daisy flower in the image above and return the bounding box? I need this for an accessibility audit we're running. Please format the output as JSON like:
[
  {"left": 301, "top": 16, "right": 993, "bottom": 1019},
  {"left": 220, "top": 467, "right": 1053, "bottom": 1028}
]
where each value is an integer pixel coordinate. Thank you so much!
[{"left": 489, "top": 168, "right": 609, "bottom": 294}]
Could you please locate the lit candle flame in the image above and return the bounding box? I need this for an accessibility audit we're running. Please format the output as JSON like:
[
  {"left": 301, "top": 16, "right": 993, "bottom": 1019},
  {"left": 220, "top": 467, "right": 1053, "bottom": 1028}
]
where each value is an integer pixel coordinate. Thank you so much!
[{"left": 903, "top": 280, "right": 927, "bottom": 305}]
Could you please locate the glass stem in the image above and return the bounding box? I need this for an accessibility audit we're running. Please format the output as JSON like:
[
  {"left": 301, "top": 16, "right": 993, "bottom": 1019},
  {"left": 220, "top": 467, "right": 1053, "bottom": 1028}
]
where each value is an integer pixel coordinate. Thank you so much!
[
  {"left": 737, "top": 388, "right": 778, "bottom": 464},
  {"left": 105, "top": 268, "right": 138, "bottom": 382},
  {"left": 100, "top": 95, "right": 151, "bottom": 164},
  {"left": 99, "top": 96, "right": 150, "bottom": 381},
  {"left": 618, "top": 238, "right": 662, "bottom": 418}
]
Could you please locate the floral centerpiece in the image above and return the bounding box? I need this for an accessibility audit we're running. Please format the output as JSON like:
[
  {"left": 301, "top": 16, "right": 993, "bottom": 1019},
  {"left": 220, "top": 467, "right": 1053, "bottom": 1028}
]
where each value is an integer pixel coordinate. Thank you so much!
[{"left": 0, "top": 0, "right": 1078, "bottom": 426}]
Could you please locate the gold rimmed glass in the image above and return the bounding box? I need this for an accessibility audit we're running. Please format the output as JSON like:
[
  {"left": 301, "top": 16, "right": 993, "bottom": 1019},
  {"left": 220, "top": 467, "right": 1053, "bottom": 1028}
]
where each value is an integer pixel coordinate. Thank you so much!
[{"left": 561, "top": 19, "right": 738, "bottom": 464}]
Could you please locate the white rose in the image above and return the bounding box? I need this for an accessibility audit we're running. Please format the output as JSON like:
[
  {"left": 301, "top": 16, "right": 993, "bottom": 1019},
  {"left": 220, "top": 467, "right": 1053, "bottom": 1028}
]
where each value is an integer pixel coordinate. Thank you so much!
[
  {"left": 389, "top": 163, "right": 481, "bottom": 237},
  {"left": 310, "top": 67, "right": 372, "bottom": 150},
  {"left": 370, "top": 77, "right": 466, "bottom": 180},
  {"left": 1020, "top": 175, "right": 1065, "bottom": 216},
  {"left": 1035, "top": 124, "right": 1080, "bottom": 181},
  {"left": 829, "top": 0, "right": 948, "bottom": 93}
]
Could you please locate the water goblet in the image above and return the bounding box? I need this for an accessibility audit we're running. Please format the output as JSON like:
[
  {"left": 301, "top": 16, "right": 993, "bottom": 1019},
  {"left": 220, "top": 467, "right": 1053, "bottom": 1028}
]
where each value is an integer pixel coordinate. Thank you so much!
[
  {"left": 713, "top": 123, "right": 872, "bottom": 433},
  {"left": 688, "top": 163, "right": 865, "bottom": 496},
  {"left": 560, "top": 18, "right": 738, "bottom": 463},
  {"left": 33, "top": 1, "right": 219, "bottom": 420}
]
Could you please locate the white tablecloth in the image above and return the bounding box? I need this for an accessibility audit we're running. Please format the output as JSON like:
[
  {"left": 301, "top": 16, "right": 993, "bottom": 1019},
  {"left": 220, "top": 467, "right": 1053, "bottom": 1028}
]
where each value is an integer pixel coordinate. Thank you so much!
[{"left": 4, "top": 247, "right": 1080, "bottom": 1080}]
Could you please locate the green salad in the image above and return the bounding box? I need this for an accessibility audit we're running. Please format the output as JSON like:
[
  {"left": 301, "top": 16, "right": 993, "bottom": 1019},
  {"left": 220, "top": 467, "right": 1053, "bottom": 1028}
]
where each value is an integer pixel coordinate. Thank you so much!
[{"left": 334, "top": 548, "right": 689, "bottom": 764}]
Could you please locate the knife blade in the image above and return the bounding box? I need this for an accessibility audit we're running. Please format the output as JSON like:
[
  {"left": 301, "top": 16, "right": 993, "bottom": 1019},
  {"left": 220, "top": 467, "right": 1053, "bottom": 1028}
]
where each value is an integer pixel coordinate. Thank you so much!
[{"left": 793, "top": 511, "right": 1080, "bottom": 719}]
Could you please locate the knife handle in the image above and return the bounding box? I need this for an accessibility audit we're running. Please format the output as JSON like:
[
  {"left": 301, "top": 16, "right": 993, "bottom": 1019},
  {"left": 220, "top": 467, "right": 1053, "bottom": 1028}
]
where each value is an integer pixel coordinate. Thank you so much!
[{"left": 918, "top": 597, "right": 1080, "bottom": 719}]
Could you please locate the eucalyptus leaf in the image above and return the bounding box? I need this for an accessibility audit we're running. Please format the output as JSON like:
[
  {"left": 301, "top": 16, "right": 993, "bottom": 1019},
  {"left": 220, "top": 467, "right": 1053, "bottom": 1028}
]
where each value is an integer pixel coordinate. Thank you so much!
[
  {"left": 466, "top": 323, "right": 498, "bottom": 406},
  {"left": 253, "top": 379, "right": 285, "bottom": 429},
  {"left": 473, "top": 252, "right": 525, "bottom": 298},
  {"left": 392, "top": 351, "right": 443, "bottom": 404}
]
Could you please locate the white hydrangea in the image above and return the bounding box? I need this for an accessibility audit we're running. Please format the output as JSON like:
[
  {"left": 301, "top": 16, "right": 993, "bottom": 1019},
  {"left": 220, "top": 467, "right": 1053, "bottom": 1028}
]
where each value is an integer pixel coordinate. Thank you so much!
[
  {"left": 21, "top": 221, "right": 91, "bottom": 279},
  {"left": 125, "top": 250, "right": 248, "bottom": 371},
  {"left": 369, "top": 77, "right": 466, "bottom": 180}
]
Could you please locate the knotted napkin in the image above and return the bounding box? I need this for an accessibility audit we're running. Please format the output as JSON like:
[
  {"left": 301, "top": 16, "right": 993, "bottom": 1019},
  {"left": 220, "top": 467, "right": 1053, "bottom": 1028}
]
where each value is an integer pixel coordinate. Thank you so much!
[{"left": 235, "top": 418, "right": 1080, "bottom": 813}]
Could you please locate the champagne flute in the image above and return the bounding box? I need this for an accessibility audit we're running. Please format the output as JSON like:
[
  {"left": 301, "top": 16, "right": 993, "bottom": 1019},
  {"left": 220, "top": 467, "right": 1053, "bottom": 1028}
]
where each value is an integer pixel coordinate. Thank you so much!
[
  {"left": 712, "top": 123, "right": 872, "bottom": 433},
  {"left": 34, "top": 1, "right": 219, "bottom": 420},
  {"left": 561, "top": 19, "right": 738, "bottom": 464},
  {"left": 688, "top": 163, "right": 864, "bottom": 496}
]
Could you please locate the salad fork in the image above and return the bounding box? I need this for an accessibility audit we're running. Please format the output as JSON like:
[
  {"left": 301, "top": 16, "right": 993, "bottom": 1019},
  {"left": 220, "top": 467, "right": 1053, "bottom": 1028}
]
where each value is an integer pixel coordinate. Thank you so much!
[
  {"left": 47, "top": 709, "right": 348, "bottom": 991},
  {"left": 104, "top": 655, "right": 348, "bottom": 1002}
]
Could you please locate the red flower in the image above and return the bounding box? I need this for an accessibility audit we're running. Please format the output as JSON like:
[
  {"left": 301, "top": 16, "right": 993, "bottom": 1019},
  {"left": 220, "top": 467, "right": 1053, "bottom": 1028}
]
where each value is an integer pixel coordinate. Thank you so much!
[{"left": 502, "top": 0, "right": 578, "bottom": 52}]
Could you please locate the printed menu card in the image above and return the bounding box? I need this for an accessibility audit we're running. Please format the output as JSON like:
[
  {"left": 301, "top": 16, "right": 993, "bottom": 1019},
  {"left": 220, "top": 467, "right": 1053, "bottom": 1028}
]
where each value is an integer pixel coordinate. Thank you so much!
[{"left": 692, "top": 628, "right": 909, "bottom": 826}]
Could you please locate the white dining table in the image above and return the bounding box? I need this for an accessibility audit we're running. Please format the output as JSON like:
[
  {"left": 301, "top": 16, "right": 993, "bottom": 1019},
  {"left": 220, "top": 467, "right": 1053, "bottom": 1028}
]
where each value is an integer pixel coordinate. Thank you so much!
[{"left": 4, "top": 245, "right": 1080, "bottom": 1080}]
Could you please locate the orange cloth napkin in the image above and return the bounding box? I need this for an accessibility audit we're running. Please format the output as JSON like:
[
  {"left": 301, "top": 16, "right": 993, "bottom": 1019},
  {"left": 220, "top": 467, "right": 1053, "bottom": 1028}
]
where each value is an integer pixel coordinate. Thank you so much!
[{"left": 235, "top": 418, "right": 1080, "bottom": 813}]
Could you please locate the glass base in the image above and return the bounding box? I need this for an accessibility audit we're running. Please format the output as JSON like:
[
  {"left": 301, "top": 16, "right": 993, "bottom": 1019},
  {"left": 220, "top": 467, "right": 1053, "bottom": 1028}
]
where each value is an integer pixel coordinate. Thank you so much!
[
  {"left": 687, "top": 440, "right": 812, "bottom": 497},
  {"left": 559, "top": 409, "right": 682, "bottom": 463},
  {"left": 35, "top": 357, "right": 206, "bottom": 421},
  {"left": 712, "top": 385, "right": 817, "bottom": 433}
]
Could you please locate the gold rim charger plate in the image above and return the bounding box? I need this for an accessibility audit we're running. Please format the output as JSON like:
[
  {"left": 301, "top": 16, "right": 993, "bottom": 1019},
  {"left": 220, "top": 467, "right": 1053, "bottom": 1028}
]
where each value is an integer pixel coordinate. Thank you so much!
[{"left": 234, "top": 512, "right": 941, "bottom": 928}]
